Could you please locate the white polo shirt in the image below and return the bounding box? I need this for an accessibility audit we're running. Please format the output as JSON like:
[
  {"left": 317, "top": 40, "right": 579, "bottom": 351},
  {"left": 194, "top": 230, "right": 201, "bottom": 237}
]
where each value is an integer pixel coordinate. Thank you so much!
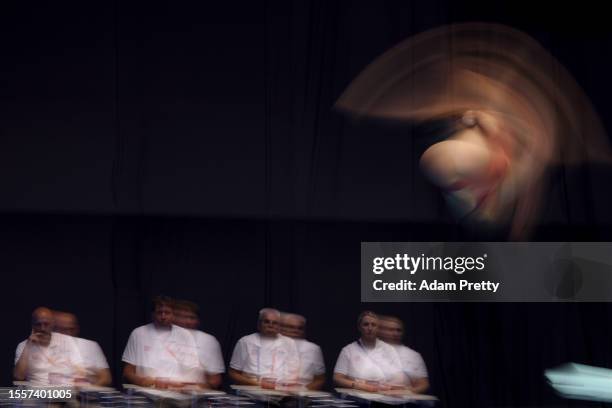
[
  {"left": 230, "top": 333, "right": 299, "bottom": 382},
  {"left": 190, "top": 329, "right": 225, "bottom": 374},
  {"left": 15, "top": 332, "right": 83, "bottom": 386},
  {"left": 334, "top": 339, "right": 404, "bottom": 384},
  {"left": 295, "top": 338, "right": 325, "bottom": 382},
  {"left": 122, "top": 323, "right": 201, "bottom": 383},
  {"left": 392, "top": 344, "right": 428, "bottom": 382}
]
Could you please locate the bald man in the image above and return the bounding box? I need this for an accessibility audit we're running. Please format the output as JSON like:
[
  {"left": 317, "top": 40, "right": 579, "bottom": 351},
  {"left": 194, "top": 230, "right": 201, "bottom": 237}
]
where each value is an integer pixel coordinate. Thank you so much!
[
  {"left": 53, "top": 311, "right": 111, "bottom": 386},
  {"left": 14, "top": 307, "right": 83, "bottom": 386}
]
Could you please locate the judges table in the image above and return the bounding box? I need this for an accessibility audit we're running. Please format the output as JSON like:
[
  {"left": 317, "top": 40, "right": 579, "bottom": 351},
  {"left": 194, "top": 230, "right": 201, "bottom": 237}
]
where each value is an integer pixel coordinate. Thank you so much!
[
  {"left": 1, "top": 385, "right": 437, "bottom": 407},
  {"left": 122, "top": 384, "right": 231, "bottom": 407},
  {"left": 231, "top": 385, "right": 348, "bottom": 408},
  {"left": 230, "top": 386, "right": 437, "bottom": 408},
  {"left": 334, "top": 388, "right": 437, "bottom": 407}
]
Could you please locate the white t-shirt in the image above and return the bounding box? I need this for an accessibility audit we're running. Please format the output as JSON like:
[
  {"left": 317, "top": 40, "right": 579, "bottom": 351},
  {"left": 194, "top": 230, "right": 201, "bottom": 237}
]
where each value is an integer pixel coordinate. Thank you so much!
[
  {"left": 334, "top": 340, "right": 404, "bottom": 384},
  {"left": 294, "top": 338, "right": 325, "bottom": 382},
  {"left": 74, "top": 337, "right": 109, "bottom": 370},
  {"left": 122, "top": 323, "right": 201, "bottom": 383},
  {"left": 15, "top": 332, "right": 84, "bottom": 386},
  {"left": 190, "top": 329, "right": 225, "bottom": 374},
  {"left": 392, "top": 344, "right": 428, "bottom": 382},
  {"left": 230, "top": 333, "right": 299, "bottom": 382}
]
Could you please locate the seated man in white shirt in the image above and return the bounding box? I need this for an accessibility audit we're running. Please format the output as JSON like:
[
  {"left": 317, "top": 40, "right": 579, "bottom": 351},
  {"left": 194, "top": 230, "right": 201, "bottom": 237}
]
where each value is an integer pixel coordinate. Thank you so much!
[
  {"left": 172, "top": 299, "right": 225, "bottom": 389},
  {"left": 53, "top": 311, "right": 112, "bottom": 386},
  {"left": 229, "top": 308, "right": 299, "bottom": 389},
  {"left": 122, "top": 295, "right": 204, "bottom": 389},
  {"left": 378, "top": 315, "right": 429, "bottom": 394},
  {"left": 333, "top": 311, "right": 405, "bottom": 393},
  {"left": 280, "top": 313, "right": 325, "bottom": 390},
  {"left": 14, "top": 307, "right": 84, "bottom": 386}
]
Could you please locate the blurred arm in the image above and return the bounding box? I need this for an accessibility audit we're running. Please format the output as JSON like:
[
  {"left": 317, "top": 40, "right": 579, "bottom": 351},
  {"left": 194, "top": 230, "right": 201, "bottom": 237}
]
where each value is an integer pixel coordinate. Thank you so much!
[
  {"left": 205, "top": 373, "right": 222, "bottom": 389},
  {"left": 306, "top": 373, "right": 325, "bottom": 390},
  {"left": 409, "top": 377, "right": 429, "bottom": 394},
  {"left": 123, "top": 363, "right": 153, "bottom": 387},
  {"left": 228, "top": 368, "right": 259, "bottom": 386},
  {"left": 13, "top": 343, "right": 31, "bottom": 381},
  {"left": 91, "top": 368, "right": 112, "bottom": 387}
]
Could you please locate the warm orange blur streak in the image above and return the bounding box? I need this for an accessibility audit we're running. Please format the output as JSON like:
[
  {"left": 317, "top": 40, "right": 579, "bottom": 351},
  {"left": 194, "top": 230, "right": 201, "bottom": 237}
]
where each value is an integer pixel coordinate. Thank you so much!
[{"left": 335, "top": 23, "right": 611, "bottom": 238}]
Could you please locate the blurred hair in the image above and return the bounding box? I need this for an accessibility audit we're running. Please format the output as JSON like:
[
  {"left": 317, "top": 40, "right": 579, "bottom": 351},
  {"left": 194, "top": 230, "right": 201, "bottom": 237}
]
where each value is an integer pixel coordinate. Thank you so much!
[
  {"left": 258, "top": 308, "right": 281, "bottom": 321},
  {"left": 173, "top": 299, "right": 200, "bottom": 316},
  {"left": 378, "top": 315, "right": 404, "bottom": 328},
  {"left": 281, "top": 312, "right": 307, "bottom": 325},
  {"left": 357, "top": 310, "right": 378, "bottom": 326},
  {"left": 152, "top": 295, "right": 175, "bottom": 311}
]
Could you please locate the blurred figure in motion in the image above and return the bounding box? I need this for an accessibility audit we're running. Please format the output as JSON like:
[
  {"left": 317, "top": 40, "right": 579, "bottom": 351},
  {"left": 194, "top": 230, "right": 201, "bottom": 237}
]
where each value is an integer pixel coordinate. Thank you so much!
[
  {"left": 173, "top": 299, "right": 225, "bottom": 388},
  {"left": 14, "top": 307, "right": 83, "bottom": 386},
  {"left": 53, "top": 311, "right": 111, "bottom": 386},
  {"left": 280, "top": 313, "right": 325, "bottom": 390},
  {"left": 229, "top": 308, "right": 299, "bottom": 389},
  {"left": 335, "top": 23, "right": 612, "bottom": 238},
  {"left": 122, "top": 295, "right": 203, "bottom": 389},
  {"left": 333, "top": 311, "right": 405, "bottom": 392},
  {"left": 378, "top": 316, "right": 428, "bottom": 394}
]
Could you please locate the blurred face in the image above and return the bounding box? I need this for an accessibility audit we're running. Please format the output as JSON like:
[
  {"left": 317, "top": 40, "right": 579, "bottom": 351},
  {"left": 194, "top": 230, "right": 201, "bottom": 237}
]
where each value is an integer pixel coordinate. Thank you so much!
[
  {"left": 378, "top": 319, "right": 403, "bottom": 344},
  {"left": 258, "top": 311, "right": 280, "bottom": 337},
  {"left": 173, "top": 309, "right": 199, "bottom": 330},
  {"left": 153, "top": 304, "right": 174, "bottom": 328},
  {"left": 32, "top": 309, "right": 54, "bottom": 343},
  {"left": 53, "top": 313, "right": 79, "bottom": 337},
  {"left": 280, "top": 316, "right": 305, "bottom": 339},
  {"left": 359, "top": 314, "right": 378, "bottom": 342}
]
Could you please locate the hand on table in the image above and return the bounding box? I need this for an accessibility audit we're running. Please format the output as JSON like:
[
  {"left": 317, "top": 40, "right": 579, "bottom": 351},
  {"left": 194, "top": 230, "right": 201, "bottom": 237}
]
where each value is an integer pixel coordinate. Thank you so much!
[
  {"left": 153, "top": 378, "right": 184, "bottom": 389},
  {"left": 260, "top": 379, "right": 276, "bottom": 389}
]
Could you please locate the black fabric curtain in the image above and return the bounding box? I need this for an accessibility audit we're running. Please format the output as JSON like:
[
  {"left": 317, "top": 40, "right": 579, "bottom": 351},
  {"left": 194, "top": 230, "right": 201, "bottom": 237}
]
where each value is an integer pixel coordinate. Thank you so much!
[{"left": 2, "top": 1, "right": 612, "bottom": 407}]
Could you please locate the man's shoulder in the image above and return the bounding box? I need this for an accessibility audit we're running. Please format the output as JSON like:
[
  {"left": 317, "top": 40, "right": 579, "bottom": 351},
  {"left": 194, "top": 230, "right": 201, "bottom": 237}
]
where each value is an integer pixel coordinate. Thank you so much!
[
  {"left": 296, "top": 338, "right": 321, "bottom": 352},
  {"left": 278, "top": 334, "right": 299, "bottom": 348},
  {"left": 340, "top": 341, "right": 359, "bottom": 354},
  {"left": 238, "top": 332, "right": 259, "bottom": 344},
  {"left": 376, "top": 339, "right": 398, "bottom": 351},
  {"left": 16, "top": 338, "right": 28, "bottom": 355},
  {"left": 396, "top": 344, "right": 423, "bottom": 359},
  {"left": 191, "top": 330, "right": 220, "bottom": 345},
  {"left": 73, "top": 336, "right": 96, "bottom": 346},
  {"left": 51, "top": 332, "right": 78, "bottom": 346},
  {"left": 73, "top": 337, "right": 103, "bottom": 352},
  {"left": 130, "top": 324, "right": 152, "bottom": 336},
  {"left": 170, "top": 325, "right": 198, "bottom": 342}
]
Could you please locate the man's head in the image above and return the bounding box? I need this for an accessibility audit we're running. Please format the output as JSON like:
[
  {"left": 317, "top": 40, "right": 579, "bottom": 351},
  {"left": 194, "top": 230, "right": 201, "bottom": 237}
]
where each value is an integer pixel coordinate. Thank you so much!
[
  {"left": 258, "top": 308, "right": 281, "bottom": 337},
  {"left": 357, "top": 310, "right": 379, "bottom": 342},
  {"left": 53, "top": 311, "right": 79, "bottom": 337},
  {"left": 173, "top": 300, "right": 200, "bottom": 330},
  {"left": 280, "top": 313, "right": 306, "bottom": 339},
  {"left": 377, "top": 315, "right": 404, "bottom": 345},
  {"left": 152, "top": 295, "right": 174, "bottom": 329},
  {"left": 31, "top": 307, "right": 54, "bottom": 345}
]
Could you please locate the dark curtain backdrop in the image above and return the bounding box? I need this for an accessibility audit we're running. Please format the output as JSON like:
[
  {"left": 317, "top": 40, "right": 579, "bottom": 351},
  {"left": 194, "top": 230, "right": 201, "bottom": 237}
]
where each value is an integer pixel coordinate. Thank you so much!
[{"left": 1, "top": 1, "right": 612, "bottom": 407}]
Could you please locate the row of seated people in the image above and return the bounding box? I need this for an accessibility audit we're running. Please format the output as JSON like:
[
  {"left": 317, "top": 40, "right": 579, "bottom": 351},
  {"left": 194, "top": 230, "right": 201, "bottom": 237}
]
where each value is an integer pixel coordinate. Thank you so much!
[{"left": 14, "top": 296, "right": 428, "bottom": 394}]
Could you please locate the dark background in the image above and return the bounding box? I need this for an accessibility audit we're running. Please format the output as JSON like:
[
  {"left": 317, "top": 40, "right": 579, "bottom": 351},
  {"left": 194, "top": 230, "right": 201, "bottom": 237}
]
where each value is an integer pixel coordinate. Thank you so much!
[{"left": 2, "top": 1, "right": 612, "bottom": 407}]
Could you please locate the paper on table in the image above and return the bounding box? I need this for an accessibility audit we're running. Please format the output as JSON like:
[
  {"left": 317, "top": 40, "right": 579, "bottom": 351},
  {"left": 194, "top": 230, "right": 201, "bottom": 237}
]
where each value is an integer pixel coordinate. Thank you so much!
[{"left": 335, "top": 388, "right": 438, "bottom": 402}]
